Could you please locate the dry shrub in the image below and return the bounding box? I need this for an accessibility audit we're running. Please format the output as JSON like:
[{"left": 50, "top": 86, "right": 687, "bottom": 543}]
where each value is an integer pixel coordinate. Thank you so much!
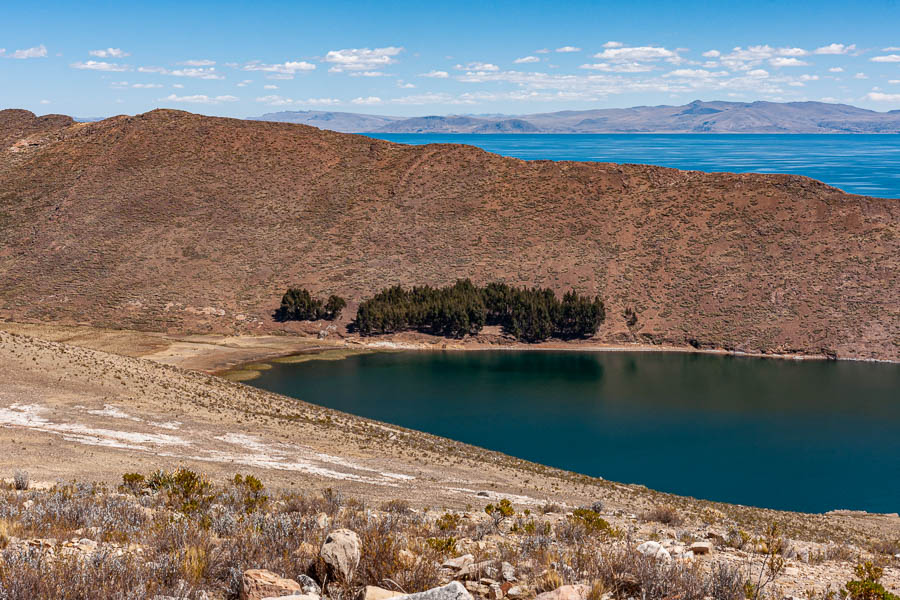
[{"left": 641, "top": 505, "right": 683, "bottom": 526}]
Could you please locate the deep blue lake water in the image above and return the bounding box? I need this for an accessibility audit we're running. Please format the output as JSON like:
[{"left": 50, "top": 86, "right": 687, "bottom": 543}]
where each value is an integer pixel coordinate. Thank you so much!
[
  {"left": 368, "top": 133, "right": 900, "bottom": 199},
  {"left": 248, "top": 351, "right": 900, "bottom": 514}
]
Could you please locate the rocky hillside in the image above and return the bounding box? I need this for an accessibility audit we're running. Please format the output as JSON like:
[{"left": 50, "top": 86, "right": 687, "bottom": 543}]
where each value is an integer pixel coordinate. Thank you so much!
[{"left": 0, "top": 108, "right": 898, "bottom": 360}]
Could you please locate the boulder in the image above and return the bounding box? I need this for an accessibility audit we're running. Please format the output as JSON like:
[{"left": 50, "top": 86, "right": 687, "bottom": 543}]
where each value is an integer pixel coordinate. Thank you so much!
[
  {"left": 396, "top": 581, "right": 473, "bottom": 600},
  {"left": 505, "top": 586, "right": 529, "bottom": 600},
  {"left": 442, "top": 554, "right": 475, "bottom": 571},
  {"left": 240, "top": 569, "right": 302, "bottom": 600},
  {"left": 261, "top": 595, "right": 318, "bottom": 600},
  {"left": 320, "top": 528, "right": 361, "bottom": 582},
  {"left": 296, "top": 574, "right": 321, "bottom": 596},
  {"left": 358, "top": 586, "right": 405, "bottom": 600},
  {"left": 534, "top": 584, "right": 588, "bottom": 600},
  {"left": 636, "top": 541, "right": 672, "bottom": 562},
  {"left": 500, "top": 562, "right": 516, "bottom": 582},
  {"left": 689, "top": 541, "right": 713, "bottom": 555},
  {"left": 458, "top": 560, "right": 498, "bottom": 580}
]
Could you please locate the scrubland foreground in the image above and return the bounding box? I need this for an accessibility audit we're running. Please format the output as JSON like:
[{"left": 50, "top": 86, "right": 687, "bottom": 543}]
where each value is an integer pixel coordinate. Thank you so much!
[{"left": 1, "top": 329, "right": 899, "bottom": 599}]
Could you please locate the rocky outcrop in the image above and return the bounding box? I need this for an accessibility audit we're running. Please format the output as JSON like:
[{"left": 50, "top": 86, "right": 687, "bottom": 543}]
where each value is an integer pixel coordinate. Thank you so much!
[
  {"left": 241, "top": 569, "right": 304, "bottom": 600},
  {"left": 320, "top": 528, "right": 361, "bottom": 582}
]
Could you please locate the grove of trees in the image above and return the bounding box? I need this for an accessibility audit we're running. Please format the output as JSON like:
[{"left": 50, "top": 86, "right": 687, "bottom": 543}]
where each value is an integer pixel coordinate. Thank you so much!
[
  {"left": 354, "top": 280, "right": 604, "bottom": 342},
  {"left": 276, "top": 288, "right": 346, "bottom": 322}
]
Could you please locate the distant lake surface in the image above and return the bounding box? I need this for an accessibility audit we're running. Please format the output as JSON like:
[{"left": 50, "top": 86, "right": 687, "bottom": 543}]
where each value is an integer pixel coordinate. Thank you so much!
[
  {"left": 247, "top": 351, "right": 900, "bottom": 514},
  {"left": 368, "top": 133, "right": 900, "bottom": 199}
]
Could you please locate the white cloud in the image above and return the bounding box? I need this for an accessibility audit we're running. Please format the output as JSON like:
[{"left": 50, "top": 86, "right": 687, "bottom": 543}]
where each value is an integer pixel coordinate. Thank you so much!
[
  {"left": 814, "top": 43, "right": 856, "bottom": 55},
  {"left": 663, "top": 69, "right": 728, "bottom": 78},
  {"left": 890, "top": 80, "right": 900, "bottom": 84},
  {"left": 236, "top": 79, "right": 252, "bottom": 87},
  {"left": 455, "top": 62, "right": 499, "bottom": 71},
  {"left": 602, "top": 41, "right": 623, "bottom": 49},
  {"left": 593, "top": 46, "right": 677, "bottom": 61},
  {"left": 829, "top": 67, "right": 844, "bottom": 72},
  {"left": 241, "top": 61, "right": 315, "bottom": 77},
  {"left": 324, "top": 46, "right": 402, "bottom": 72},
  {"left": 777, "top": 47, "right": 808, "bottom": 57},
  {"left": 89, "top": 48, "right": 129, "bottom": 58},
  {"left": 747, "top": 69, "right": 769, "bottom": 78},
  {"left": 866, "top": 92, "right": 900, "bottom": 101},
  {"left": 255, "top": 94, "right": 294, "bottom": 106},
  {"left": 263, "top": 84, "right": 278, "bottom": 89},
  {"left": 139, "top": 66, "right": 224, "bottom": 79},
  {"left": 7, "top": 44, "right": 48, "bottom": 59},
  {"left": 535, "top": 48, "right": 550, "bottom": 54},
  {"left": 854, "top": 72, "right": 869, "bottom": 79},
  {"left": 769, "top": 57, "right": 808, "bottom": 67},
  {"left": 871, "top": 54, "right": 900, "bottom": 63},
  {"left": 397, "top": 81, "right": 415, "bottom": 88},
  {"left": 514, "top": 56, "right": 540, "bottom": 64},
  {"left": 555, "top": 46, "right": 581, "bottom": 53},
  {"left": 71, "top": 60, "right": 131, "bottom": 72},
  {"left": 162, "top": 94, "right": 239, "bottom": 104},
  {"left": 702, "top": 50, "right": 721, "bottom": 58},
  {"left": 391, "top": 92, "right": 462, "bottom": 105},
  {"left": 349, "top": 70, "right": 386, "bottom": 77},
  {"left": 883, "top": 47, "right": 900, "bottom": 51},
  {"left": 40, "top": 99, "right": 51, "bottom": 104},
  {"left": 351, "top": 96, "right": 382, "bottom": 105},
  {"left": 172, "top": 83, "right": 184, "bottom": 88},
  {"left": 420, "top": 70, "right": 449, "bottom": 78},
  {"left": 179, "top": 59, "right": 215, "bottom": 66},
  {"left": 799, "top": 74, "right": 819, "bottom": 81},
  {"left": 579, "top": 62, "right": 654, "bottom": 72},
  {"left": 132, "top": 83, "right": 163, "bottom": 88},
  {"left": 306, "top": 98, "right": 341, "bottom": 105}
]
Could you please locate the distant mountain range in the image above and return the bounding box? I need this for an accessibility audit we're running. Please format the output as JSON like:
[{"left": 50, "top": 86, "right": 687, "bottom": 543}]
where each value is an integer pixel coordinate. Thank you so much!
[{"left": 253, "top": 100, "right": 900, "bottom": 134}]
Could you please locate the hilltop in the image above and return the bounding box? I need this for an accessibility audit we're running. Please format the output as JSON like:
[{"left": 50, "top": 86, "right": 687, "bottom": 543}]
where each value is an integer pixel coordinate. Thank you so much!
[
  {"left": 255, "top": 100, "right": 900, "bottom": 133},
  {"left": 0, "top": 108, "right": 898, "bottom": 360}
]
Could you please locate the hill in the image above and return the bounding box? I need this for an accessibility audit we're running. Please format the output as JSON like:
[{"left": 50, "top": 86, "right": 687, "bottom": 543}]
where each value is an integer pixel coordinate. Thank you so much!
[
  {"left": 1, "top": 108, "right": 898, "bottom": 360},
  {"left": 254, "top": 100, "right": 900, "bottom": 133}
]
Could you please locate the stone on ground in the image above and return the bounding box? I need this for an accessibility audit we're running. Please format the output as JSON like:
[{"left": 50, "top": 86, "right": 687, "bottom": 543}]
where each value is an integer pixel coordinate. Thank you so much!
[
  {"left": 395, "top": 581, "right": 473, "bottom": 600},
  {"left": 320, "top": 528, "right": 361, "bottom": 582},
  {"left": 240, "top": 569, "right": 303, "bottom": 600},
  {"left": 358, "top": 586, "right": 405, "bottom": 600}
]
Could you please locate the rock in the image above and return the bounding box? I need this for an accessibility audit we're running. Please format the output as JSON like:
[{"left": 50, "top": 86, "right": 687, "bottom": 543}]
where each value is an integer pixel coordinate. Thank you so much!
[
  {"left": 397, "top": 581, "right": 474, "bottom": 600},
  {"left": 442, "top": 554, "right": 475, "bottom": 571},
  {"left": 458, "top": 560, "right": 498, "bottom": 580},
  {"left": 636, "top": 541, "right": 672, "bottom": 562},
  {"left": 358, "top": 586, "right": 405, "bottom": 600},
  {"left": 506, "top": 586, "right": 529, "bottom": 600},
  {"left": 689, "top": 541, "right": 713, "bottom": 555},
  {"left": 296, "top": 574, "right": 321, "bottom": 596},
  {"left": 534, "top": 584, "right": 588, "bottom": 600},
  {"left": 320, "top": 528, "right": 361, "bottom": 582},
  {"left": 240, "top": 569, "right": 302, "bottom": 600},
  {"left": 315, "top": 513, "right": 329, "bottom": 529},
  {"left": 500, "top": 562, "right": 516, "bottom": 582},
  {"left": 261, "top": 595, "right": 318, "bottom": 600}
]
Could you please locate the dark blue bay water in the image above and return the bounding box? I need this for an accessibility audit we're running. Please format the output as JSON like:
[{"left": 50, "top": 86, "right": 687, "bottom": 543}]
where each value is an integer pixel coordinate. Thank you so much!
[
  {"left": 248, "top": 351, "right": 900, "bottom": 514},
  {"left": 368, "top": 133, "right": 900, "bottom": 199}
]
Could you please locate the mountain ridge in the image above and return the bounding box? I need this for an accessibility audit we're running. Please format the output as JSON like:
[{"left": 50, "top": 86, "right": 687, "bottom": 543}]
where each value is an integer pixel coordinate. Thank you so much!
[
  {"left": 1, "top": 107, "right": 897, "bottom": 361},
  {"left": 254, "top": 100, "right": 900, "bottom": 133}
]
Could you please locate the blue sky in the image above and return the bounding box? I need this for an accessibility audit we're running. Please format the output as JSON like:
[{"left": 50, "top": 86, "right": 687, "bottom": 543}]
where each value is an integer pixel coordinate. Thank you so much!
[{"left": 3, "top": 0, "right": 900, "bottom": 118}]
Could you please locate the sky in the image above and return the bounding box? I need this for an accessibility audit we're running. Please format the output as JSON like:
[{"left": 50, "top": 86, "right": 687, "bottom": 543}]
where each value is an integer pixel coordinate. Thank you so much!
[{"left": 3, "top": 0, "right": 900, "bottom": 118}]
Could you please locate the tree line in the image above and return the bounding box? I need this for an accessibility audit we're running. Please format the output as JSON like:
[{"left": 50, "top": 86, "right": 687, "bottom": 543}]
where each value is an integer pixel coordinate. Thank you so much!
[
  {"left": 276, "top": 288, "right": 346, "bottom": 322},
  {"left": 354, "top": 279, "right": 604, "bottom": 342}
]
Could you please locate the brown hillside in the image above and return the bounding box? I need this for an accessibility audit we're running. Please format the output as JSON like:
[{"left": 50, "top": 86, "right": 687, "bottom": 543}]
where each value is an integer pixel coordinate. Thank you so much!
[{"left": 0, "top": 109, "right": 897, "bottom": 360}]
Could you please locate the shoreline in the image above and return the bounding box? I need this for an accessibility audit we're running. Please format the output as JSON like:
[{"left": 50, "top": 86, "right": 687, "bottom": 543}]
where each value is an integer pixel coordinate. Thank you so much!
[{"left": 219, "top": 334, "right": 900, "bottom": 381}]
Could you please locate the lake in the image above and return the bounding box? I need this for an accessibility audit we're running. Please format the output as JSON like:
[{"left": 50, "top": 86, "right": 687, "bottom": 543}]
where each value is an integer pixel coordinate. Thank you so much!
[
  {"left": 247, "top": 350, "right": 900, "bottom": 514},
  {"left": 368, "top": 133, "right": 900, "bottom": 199}
]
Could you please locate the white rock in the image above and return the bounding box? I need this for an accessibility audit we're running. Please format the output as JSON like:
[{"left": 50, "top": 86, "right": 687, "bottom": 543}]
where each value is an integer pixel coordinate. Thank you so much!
[
  {"left": 637, "top": 541, "right": 672, "bottom": 562},
  {"left": 320, "top": 528, "right": 361, "bottom": 582}
]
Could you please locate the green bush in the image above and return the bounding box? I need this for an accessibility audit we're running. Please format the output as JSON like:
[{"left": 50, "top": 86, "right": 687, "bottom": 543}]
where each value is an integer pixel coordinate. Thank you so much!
[
  {"left": 276, "top": 288, "right": 346, "bottom": 322},
  {"left": 844, "top": 562, "right": 900, "bottom": 600}
]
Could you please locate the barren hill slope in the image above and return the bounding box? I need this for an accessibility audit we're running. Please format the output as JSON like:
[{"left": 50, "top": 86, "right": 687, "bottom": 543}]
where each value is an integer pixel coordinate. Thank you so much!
[{"left": 1, "top": 109, "right": 897, "bottom": 360}]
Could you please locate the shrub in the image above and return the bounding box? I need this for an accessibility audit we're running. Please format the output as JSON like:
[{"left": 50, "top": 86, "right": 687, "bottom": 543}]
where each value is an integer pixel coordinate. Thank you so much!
[
  {"left": 119, "top": 472, "right": 146, "bottom": 495},
  {"left": 231, "top": 474, "right": 267, "bottom": 514},
  {"left": 425, "top": 536, "right": 457, "bottom": 555},
  {"left": 844, "top": 562, "right": 900, "bottom": 600},
  {"left": 436, "top": 512, "right": 461, "bottom": 531},
  {"left": 641, "top": 505, "right": 683, "bottom": 526},
  {"left": 570, "top": 508, "right": 613, "bottom": 536},
  {"left": 485, "top": 499, "right": 515, "bottom": 528},
  {"left": 13, "top": 471, "right": 28, "bottom": 491}
]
